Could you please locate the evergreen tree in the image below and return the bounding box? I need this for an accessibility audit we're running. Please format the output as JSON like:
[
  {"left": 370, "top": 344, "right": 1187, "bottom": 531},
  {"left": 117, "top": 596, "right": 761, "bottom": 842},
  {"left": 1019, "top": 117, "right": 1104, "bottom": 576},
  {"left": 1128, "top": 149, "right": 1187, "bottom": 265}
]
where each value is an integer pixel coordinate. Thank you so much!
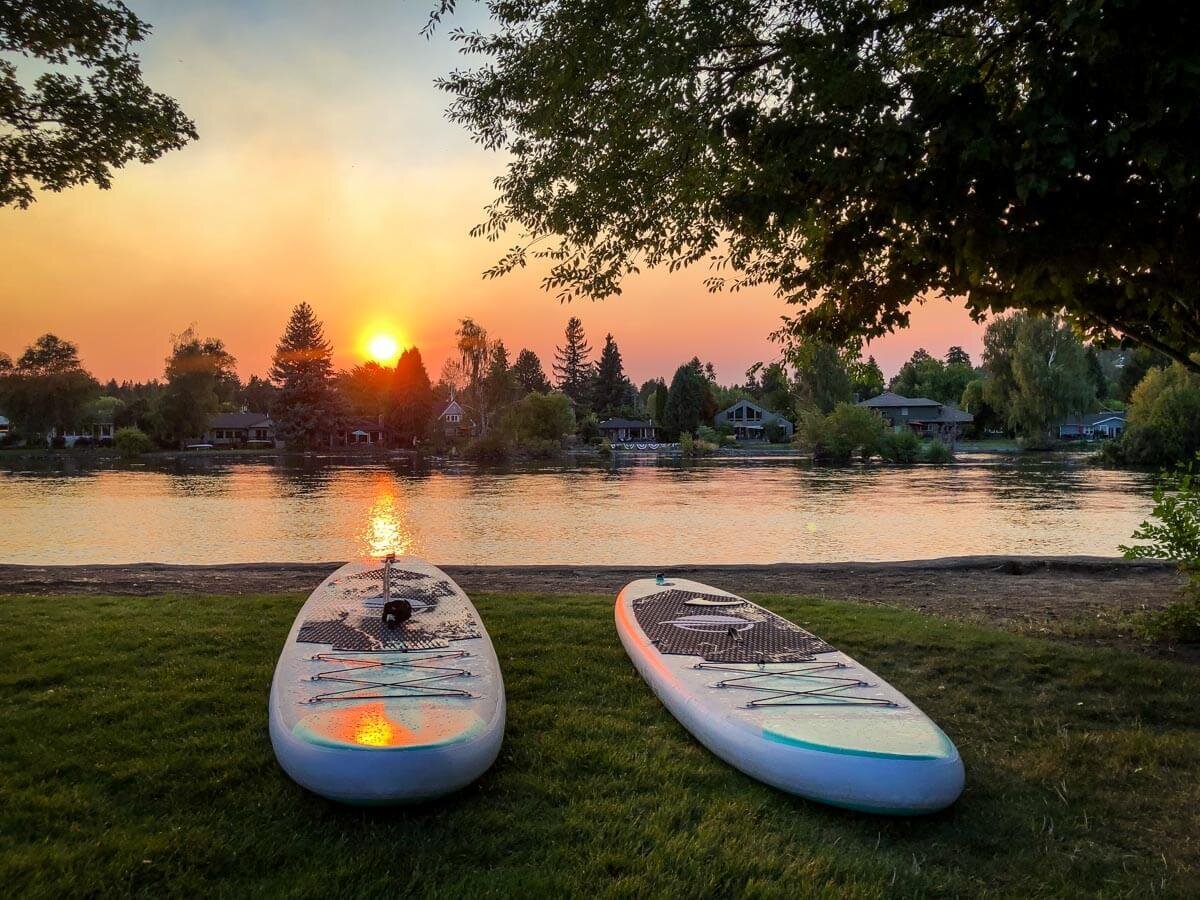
[
  {"left": 553, "top": 317, "right": 593, "bottom": 404},
  {"left": 481, "top": 340, "right": 518, "bottom": 430},
  {"left": 850, "top": 356, "right": 886, "bottom": 401},
  {"left": 945, "top": 346, "right": 972, "bottom": 367},
  {"left": 663, "top": 359, "right": 710, "bottom": 439},
  {"left": 790, "top": 341, "right": 852, "bottom": 413},
  {"left": 270, "top": 302, "right": 340, "bottom": 448},
  {"left": 651, "top": 382, "right": 668, "bottom": 427},
  {"left": 160, "top": 327, "right": 236, "bottom": 447},
  {"left": 593, "top": 333, "right": 634, "bottom": 418},
  {"left": 239, "top": 374, "right": 277, "bottom": 414},
  {"left": 1085, "top": 346, "right": 1109, "bottom": 402},
  {"left": 387, "top": 347, "right": 434, "bottom": 447},
  {"left": 512, "top": 349, "right": 551, "bottom": 394}
]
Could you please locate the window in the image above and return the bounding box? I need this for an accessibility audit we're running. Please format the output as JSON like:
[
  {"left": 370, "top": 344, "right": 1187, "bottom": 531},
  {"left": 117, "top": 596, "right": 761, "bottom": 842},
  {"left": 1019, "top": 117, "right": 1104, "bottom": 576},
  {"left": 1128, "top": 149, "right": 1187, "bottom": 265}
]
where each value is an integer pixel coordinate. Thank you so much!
[{"left": 448, "top": 414, "right": 460, "bottom": 423}]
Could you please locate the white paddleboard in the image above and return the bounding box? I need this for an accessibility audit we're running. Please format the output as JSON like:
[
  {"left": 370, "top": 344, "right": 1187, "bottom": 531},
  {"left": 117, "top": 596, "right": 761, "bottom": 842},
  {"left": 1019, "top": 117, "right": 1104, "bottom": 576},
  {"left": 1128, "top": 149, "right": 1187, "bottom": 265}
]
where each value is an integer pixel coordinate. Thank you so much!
[
  {"left": 269, "top": 556, "right": 505, "bottom": 804},
  {"left": 616, "top": 578, "right": 964, "bottom": 814}
]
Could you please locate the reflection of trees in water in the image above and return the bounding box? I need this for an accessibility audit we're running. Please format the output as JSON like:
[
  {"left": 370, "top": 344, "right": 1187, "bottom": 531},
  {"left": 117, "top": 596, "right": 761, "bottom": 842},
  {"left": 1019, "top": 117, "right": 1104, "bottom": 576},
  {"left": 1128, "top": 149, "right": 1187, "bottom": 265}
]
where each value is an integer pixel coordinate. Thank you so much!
[{"left": 0, "top": 455, "right": 109, "bottom": 479}]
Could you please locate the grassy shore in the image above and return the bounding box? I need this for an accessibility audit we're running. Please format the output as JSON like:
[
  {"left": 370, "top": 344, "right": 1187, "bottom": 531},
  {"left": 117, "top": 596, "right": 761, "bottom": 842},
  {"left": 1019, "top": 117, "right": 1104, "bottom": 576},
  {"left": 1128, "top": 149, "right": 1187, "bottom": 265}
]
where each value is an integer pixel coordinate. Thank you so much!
[{"left": 2, "top": 592, "right": 1196, "bottom": 897}]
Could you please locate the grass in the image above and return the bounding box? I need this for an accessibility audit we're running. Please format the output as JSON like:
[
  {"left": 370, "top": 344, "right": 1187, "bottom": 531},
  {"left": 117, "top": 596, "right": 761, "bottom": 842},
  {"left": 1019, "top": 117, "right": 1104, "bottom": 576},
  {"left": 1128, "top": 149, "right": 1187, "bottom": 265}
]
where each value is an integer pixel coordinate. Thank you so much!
[{"left": 1, "top": 593, "right": 1197, "bottom": 898}]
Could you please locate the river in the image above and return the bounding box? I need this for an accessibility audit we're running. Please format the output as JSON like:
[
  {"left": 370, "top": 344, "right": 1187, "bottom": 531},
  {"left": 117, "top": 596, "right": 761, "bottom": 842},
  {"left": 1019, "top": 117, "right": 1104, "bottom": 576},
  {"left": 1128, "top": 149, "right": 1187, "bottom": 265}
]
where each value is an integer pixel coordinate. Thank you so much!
[{"left": 0, "top": 451, "right": 1156, "bottom": 565}]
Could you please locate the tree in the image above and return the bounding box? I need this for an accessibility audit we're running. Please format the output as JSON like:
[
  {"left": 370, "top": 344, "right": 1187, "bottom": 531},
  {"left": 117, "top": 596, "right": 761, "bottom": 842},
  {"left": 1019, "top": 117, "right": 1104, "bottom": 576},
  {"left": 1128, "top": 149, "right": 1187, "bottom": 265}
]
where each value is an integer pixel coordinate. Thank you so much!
[
  {"left": 553, "top": 316, "right": 592, "bottom": 404},
  {"left": 337, "top": 363, "right": 391, "bottom": 419},
  {"left": 455, "top": 318, "right": 490, "bottom": 392},
  {"left": 512, "top": 349, "right": 551, "bottom": 394},
  {"left": 593, "top": 333, "right": 634, "bottom": 418},
  {"left": 754, "top": 362, "right": 793, "bottom": 416},
  {"left": 890, "top": 350, "right": 974, "bottom": 406},
  {"left": 159, "top": 328, "right": 236, "bottom": 447},
  {"left": 650, "top": 381, "right": 668, "bottom": 427},
  {"left": 0, "top": 333, "right": 98, "bottom": 440},
  {"left": 502, "top": 391, "right": 575, "bottom": 444},
  {"left": 1117, "top": 365, "right": 1200, "bottom": 467},
  {"left": 1117, "top": 346, "right": 1171, "bottom": 402},
  {"left": 982, "top": 314, "right": 1094, "bottom": 447},
  {"left": 1, "top": 1, "right": 196, "bottom": 208},
  {"left": 945, "top": 347, "right": 972, "bottom": 368},
  {"left": 800, "top": 403, "right": 884, "bottom": 463},
  {"left": 850, "top": 356, "right": 885, "bottom": 401},
  {"left": 789, "top": 341, "right": 852, "bottom": 414},
  {"left": 479, "top": 339, "right": 518, "bottom": 430},
  {"left": 1084, "top": 347, "right": 1109, "bottom": 403},
  {"left": 270, "top": 302, "right": 340, "bottom": 448},
  {"left": 238, "top": 374, "right": 278, "bottom": 415},
  {"left": 435, "top": 0, "right": 1200, "bottom": 372},
  {"left": 387, "top": 347, "right": 434, "bottom": 447},
  {"left": 662, "top": 360, "right": 709, "bottom": 439}
]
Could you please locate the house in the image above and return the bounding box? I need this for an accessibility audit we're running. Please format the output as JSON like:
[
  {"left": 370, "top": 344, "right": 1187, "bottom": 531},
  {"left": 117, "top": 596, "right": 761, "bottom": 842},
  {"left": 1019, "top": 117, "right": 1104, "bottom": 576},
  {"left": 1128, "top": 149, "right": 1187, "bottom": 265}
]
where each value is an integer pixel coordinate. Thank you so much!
[
  {"left": 436, "top": 392, "right": 476, "bottom": 439},
  {"left": 0, "top": 415, "right": 9, "bottom": 440},
  {"left": 858, "top": 391, "right": 973, "bottom": 441},
  {"left": 203, "top": 412, "right": 277, "bottom": 447},
  {"left": 714, "top": 399, "right": 794, "bottom": 440},
  {"left": 327, "top": 419, "right": 391, "bottom": 447},
  {"left": 598, "top": 418, "right": 659, "bottom": 442},
  {"left": 1057, "top": 410, "right": 1126, "bottom": 440}
]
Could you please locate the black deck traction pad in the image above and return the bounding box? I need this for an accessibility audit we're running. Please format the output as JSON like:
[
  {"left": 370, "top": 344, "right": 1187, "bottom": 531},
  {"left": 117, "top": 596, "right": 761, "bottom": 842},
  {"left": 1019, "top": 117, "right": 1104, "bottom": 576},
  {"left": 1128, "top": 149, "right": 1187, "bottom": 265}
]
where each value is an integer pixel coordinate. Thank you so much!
[
  {"left": 633, "top": 589, "right": 836, "bottom": 663},
  {"left": 297, "top": 566, "right": 479, "bottom": 651}
]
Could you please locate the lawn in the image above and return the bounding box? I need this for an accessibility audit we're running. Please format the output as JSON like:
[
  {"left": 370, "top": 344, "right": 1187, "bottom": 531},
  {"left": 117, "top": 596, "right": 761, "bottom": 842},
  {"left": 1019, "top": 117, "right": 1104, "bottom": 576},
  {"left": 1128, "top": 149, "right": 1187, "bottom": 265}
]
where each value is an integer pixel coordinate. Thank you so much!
[{"left": 1, "top": 592, "right": 1196, "bottom": 897}]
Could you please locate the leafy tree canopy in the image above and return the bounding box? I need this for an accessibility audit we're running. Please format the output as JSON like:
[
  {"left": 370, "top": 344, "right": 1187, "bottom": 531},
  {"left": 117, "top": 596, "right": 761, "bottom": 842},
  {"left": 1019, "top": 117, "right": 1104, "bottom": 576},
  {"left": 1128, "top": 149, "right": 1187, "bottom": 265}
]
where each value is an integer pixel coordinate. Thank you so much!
[
  {"left": 387, "top": 347, "right": 434, "bottom": 446},
  {"left": 160, "top": 327, "right": 236, "bottom": 446},
  {"left": 433, "top": 0, "right": 1200, "bottom": 372},
  {"left": 889, "top": 349, "right": 975, "bottom": 406},
  {"left": 0, "top": 332, "right": 98, "bottom": 437},
  {"left": 2, "top": 0, "right": 195, "bottom": 207}
]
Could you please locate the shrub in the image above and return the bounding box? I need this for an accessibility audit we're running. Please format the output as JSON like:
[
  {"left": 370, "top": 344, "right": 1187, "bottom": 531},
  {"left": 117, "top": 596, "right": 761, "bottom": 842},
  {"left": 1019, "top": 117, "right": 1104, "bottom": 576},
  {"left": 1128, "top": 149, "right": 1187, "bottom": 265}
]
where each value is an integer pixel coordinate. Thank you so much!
[
  {"left": 1121, "top": 453, "right": 1200, "bottom": 642},
  {"left": 1136, "top": 599, "right": 1200, "bottom": 644},
  {"left": 463, "top": 431, "right": 510, "bottom": 462},
  {"left": 114, "top": 427, "right": 155, "bottom": 458},
  {"left": 696, "top": 425, "right": 720, "bottom": 445},
  {"left": 878, "top": 429, "right": 921, "bottom": 463},
  {"left": 801, "top": 403, "right": 883, "bottom": 462},
  {"left": 922, "top": 439, "right": 954, "bottom": 463},
  {"left": 1116, "top": 364, "right": 1200, "bottom": 466},
  {"left": 679, "top": 432, "right": 694, "bottom": 456},
  {"left": 596, "top": 438, "right": 613, "bottom": 457},
  {"left": 502, "top": 392, "right": 575, "bottom": 444}
]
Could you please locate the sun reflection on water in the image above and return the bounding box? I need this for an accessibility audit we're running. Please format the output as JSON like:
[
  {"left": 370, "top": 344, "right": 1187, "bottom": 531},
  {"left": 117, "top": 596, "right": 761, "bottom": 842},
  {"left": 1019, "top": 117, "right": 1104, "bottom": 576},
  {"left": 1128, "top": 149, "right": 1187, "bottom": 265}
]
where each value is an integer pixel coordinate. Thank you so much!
[{"left": 360, "top": 480, "right": 414, "bottom": 558}]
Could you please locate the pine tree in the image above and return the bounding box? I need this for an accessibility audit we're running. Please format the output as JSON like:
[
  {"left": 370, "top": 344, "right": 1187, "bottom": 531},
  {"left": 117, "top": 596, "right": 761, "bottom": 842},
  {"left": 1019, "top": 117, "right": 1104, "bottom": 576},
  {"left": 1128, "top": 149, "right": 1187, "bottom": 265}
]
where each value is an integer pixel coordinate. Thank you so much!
[
  {"left": 270, "top": 302, "right": 340, "bottom": 448},
  {"left": 593, "top": 333, "right": 633, "bottom": 418},
  {"left": 553, "top": 317, "right": 593, "bottom": 404},
  {"left": 512, "top": 349, "right": 551, "bottom": 394},
  {"left": 663, "top": 359, "right": 708, "bottom": 439},
  {"left": 387, "top": 347, "right": 434, "bottom": 446}
]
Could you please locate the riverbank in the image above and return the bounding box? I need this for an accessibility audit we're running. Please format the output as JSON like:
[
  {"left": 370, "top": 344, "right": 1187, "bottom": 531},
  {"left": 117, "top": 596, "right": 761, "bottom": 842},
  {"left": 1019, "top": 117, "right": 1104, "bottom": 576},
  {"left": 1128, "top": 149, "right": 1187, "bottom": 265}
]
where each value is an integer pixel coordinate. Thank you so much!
[
  {"left": 1, "top": 590, "right": 1195, "bottom": 896},
  {"left": 1, "top": 556, "right": 1188, "bottom": 655}
]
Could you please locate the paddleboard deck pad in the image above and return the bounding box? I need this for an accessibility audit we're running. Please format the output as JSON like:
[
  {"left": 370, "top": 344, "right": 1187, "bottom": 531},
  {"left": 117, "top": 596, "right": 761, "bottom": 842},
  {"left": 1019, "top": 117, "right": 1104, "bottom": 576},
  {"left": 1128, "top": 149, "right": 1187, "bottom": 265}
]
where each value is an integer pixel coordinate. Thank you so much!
[
  {"left": 269, "top": 557, "right": 505, "bottom": 804},
  {"left": 617, "top": 578, "right": 964, "bottom": 814}
]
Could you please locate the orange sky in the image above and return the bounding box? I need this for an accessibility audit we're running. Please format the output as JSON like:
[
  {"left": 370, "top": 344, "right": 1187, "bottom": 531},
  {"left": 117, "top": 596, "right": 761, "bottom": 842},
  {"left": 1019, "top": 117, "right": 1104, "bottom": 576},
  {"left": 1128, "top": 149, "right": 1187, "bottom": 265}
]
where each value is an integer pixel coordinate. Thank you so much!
[{"left": 0, "top": 1, "right": 983, "bottom": 385}]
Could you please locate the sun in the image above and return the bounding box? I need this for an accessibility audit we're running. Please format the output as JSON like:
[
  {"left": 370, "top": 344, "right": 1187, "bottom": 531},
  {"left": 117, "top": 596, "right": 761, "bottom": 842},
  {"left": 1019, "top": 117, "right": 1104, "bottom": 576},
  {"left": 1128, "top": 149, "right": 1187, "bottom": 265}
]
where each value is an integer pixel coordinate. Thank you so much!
[{"left": 367, "top": 333, "right": 400, "bottom": 364}]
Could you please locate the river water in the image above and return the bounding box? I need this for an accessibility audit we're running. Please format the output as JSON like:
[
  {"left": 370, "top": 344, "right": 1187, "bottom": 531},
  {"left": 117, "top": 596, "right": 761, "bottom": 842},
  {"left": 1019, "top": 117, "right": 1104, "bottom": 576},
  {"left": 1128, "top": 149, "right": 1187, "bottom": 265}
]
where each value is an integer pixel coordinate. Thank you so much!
[{"left": 0, "top": 452, "right": 1156, "bottom": 566}]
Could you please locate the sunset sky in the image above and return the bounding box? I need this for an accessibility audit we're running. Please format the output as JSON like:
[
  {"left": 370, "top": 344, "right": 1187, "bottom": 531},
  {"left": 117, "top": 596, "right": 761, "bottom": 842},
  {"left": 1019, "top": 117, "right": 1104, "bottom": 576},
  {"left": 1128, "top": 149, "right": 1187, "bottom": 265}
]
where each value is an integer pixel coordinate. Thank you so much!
[{"left": 0, "top": 1, "right": 983, "bottom": 386}]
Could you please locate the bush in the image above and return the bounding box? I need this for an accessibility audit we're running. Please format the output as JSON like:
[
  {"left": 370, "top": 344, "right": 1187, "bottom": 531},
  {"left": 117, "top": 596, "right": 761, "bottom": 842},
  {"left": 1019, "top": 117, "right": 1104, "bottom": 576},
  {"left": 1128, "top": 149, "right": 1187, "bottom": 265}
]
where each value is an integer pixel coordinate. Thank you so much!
[
  {"left": 1121, "top": 453, "right": 1200, "bottom": 641},
  {"left": 878, "top": 429, "right": 921, "bottom": 463},
  {"left": 762, "top": 419, "right": 789, "bottom": 443},
  {"left": 463, "top": 431, "right": 510, "bottom": 463},
  {"left": 1136, "top": 600, "right": 1200, "bottom": 644},
  {"left": 801, "top": 403, "right": 883, "bottom": 462},
  {"left": 502, "top": 392, "right": 575, "bottom": 444},
  {"left": 679, "top": 432, "right": 717, "bottom": 457},
  {"left": 596, "top": 438, "right": 613, "bottom": 457},
  {"left": 518, "top": 437, "right": 564, "bottom": 459},
  {"left": 922, "top": 439, "right": 954, "bottom": 463},
  {"left": 678, "top": 432, "right": 694, "bottom": 456},
  {"left": 1115, "top": 364, "right": 1200, "bottom": 466},
  {"left": 113, "top": 427, "right": 155, "bottom": 458}
]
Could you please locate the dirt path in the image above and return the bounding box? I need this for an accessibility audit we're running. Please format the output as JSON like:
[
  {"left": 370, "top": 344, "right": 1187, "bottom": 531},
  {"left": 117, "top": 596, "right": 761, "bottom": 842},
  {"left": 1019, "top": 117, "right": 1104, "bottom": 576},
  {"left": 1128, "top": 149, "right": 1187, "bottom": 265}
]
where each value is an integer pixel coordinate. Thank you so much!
[{"left": 0, "top": 556, "right": 1183, "bottom": 626}]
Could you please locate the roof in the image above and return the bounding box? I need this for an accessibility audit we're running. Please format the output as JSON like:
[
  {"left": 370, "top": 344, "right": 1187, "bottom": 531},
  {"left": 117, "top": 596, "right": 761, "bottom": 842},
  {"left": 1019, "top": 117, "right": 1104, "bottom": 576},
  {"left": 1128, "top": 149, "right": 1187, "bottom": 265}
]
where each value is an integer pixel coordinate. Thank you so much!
[
  {"left": 598, "top": 418, "right": 655, "bottom": 429},
  {"left": 436, "top": 399, "right": 465, "bottom": 419},
  {"left": 1059, "top": 410, "right": 1127, "bottom": 427},
  {"left": 859, "top": 391, "right": 941, "bottom": 408},
  {"left": 208, "top": 412, "right": 273, "bottom": 429}
]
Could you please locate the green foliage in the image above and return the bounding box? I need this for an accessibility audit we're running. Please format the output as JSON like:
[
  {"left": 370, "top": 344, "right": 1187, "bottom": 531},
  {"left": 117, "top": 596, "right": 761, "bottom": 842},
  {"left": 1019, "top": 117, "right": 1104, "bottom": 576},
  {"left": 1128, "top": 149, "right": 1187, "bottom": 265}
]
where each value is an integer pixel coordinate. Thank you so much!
[
  {"left": 663, "top": 359, "right": 713, "bottom": 439},
  {"left": 890, "top": 349, "right": 975, "bottom": 406},
  {"left": 851, "top": 355, "right": 886, "bottom": 401},
  {"left": 112, "top": 426, "right": 153, "bottom": 458},
  {"left": 0, "top": 1, "right": 196, "bottom": 208},
  {"left": 878, "top": 429, "right": 921, "bottom": 464},
  {"left": 801, "top": 403, "right": 883, "bottom": 463},
  {"left": 678, "top": 431, "right": 693, "bottom": 456},
  {"left": 923, "top": 439, "right": 954, "bottom": 464},
  {"left": 0, "top": 333, "right": 99, "bottom": 439},
  {"left": 337, "top": 362, "right": 390, "bottom": 419},
  {"left": 1117, "top": 346, "right": 1171, "bottom": 401},
  {"left": 761, "top": 419, "right": 788, "bottom": 444},
  {"left": 269, "top": 303, "right": 341, "bottom": 449},
  {"left": 982, "top": 314, "right": 1094, "bottom": 447},
  {"left": 512, "top": 349, "right": 551, "bottom": 394},
  {"left": 463, "top": 430, "right": 510, "bottom": 462},
  {"left": 480, "top": 339, "right": 518, "bottom": 429},
  {"left": 435, "top": 0, "right": 1200, "bottom": 372},
  {"left": 787, "top": 340, "right": 852, "bottom": 414},
  {"left": 386, "top": 347, "right": 434, "bottom": 447},
  {"left": 592, "top": 333, "right": 635, "bottom": 418},
  {"left": 575, "top": 412, "right": 600, "bottom": 444},
  {"left": 502, "top": 392, "right": 575, "bottom": 446},
  {"left": 1115, "top": 364, "right": 1200, "bottom": 467},
  {"left": 552, "top": 317, "right": 593, "bottom": 406},
  {"left": 158, "top": 328, "right": 237, "bottom": 447}
]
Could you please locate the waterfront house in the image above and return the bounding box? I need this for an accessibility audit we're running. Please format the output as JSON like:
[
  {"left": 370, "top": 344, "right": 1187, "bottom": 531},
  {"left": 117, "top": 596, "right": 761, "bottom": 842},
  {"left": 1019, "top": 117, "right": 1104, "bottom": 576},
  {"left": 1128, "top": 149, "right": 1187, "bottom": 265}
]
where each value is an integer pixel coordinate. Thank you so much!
[
  {"left": 858, "top": 391, "right": 973, "bottom": 440},
  {"left": 714, "top": 399, "right": 794, "bottom": 440},
  {"left": 436, "top": 392, "right": 476, "bottom": 439},
  {"left": 0, "top": 415, "right": 9, "bottom": 440},
  {"left": 1057, "top": 410, "right": 1126, "bottom": 440},
  {"left": 204, "top": 412, "right": 277, "bottom": 447},
  {"left": 598, "top": 418, "right": 659, "bottom": 442},
  {"left": 327, "top": 419, "right": 392, "bottom": 447}
]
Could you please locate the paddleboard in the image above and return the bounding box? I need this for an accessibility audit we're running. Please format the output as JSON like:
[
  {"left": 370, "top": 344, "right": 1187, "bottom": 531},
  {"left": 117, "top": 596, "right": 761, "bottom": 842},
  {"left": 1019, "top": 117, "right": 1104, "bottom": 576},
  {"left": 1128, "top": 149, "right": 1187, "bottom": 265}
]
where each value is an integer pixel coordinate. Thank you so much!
[
  {"left": 615, "top": 578, "right": 964, "bottom": 814},
  {"left": 269, "top": 555, "right": 505, "bottom": 804}
]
